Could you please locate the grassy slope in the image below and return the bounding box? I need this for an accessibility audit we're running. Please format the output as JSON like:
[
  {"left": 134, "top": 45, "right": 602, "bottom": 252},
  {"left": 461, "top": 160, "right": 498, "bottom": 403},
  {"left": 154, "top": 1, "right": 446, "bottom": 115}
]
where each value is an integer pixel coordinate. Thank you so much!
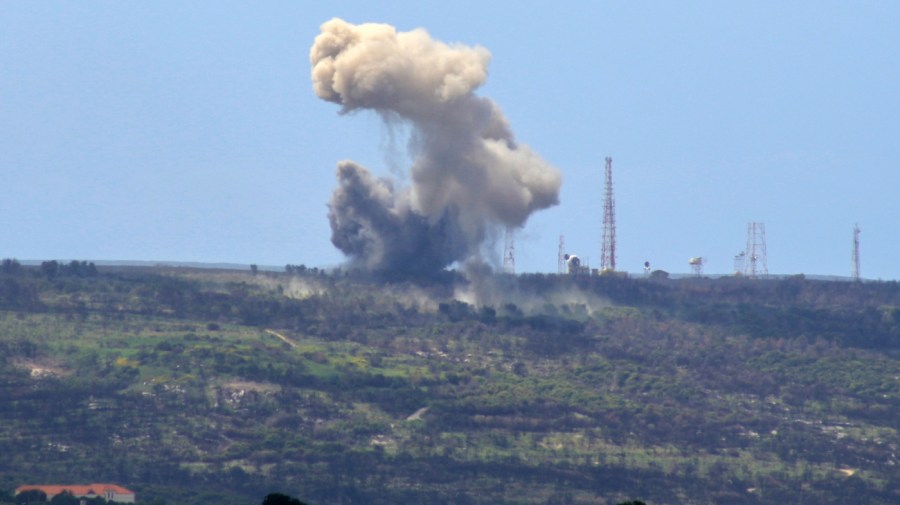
[{"left": 0, "top": 267, "right": 898, "bottom": 505}]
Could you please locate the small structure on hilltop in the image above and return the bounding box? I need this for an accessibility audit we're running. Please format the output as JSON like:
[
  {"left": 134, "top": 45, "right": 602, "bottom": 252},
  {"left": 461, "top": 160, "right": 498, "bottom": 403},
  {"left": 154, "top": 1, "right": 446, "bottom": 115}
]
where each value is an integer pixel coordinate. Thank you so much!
[
  {"left": 689, "top": 257, "right": 704, "bottom": 277},
  {"left": 15, "top": 484, "right": 136, "bottom": 503},
  {"left": 565, "top": 254, "right": 591, "bottom": 275}
]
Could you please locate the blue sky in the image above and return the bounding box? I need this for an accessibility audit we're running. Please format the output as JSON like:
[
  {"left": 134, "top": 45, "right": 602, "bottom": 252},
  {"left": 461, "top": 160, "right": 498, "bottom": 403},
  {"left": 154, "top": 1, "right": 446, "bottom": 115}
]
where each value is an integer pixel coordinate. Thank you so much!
[{"left": 2, "top": 2, "right": 898, "bottom": 278}]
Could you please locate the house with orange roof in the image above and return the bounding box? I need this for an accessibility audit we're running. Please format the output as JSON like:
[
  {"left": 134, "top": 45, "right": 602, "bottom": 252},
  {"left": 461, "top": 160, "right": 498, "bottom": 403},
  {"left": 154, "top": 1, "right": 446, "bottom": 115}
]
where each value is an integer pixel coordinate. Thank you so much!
[{"left": 15, "top": 484, "right": 135, "bottom": 503}]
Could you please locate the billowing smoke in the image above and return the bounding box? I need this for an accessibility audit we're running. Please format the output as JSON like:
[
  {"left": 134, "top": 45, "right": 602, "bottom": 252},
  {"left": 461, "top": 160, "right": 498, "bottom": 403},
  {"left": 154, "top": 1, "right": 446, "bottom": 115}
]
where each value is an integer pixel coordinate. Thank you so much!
[{"left": 311, "top": 18, "right": 562, "bottom": 274}]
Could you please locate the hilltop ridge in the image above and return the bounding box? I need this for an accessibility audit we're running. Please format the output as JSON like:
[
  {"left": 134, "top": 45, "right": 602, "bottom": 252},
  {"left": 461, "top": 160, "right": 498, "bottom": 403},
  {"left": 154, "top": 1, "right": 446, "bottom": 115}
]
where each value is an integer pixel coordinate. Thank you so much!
[{"left": 0, "top": 263, "right": 897, "bottom": 505}]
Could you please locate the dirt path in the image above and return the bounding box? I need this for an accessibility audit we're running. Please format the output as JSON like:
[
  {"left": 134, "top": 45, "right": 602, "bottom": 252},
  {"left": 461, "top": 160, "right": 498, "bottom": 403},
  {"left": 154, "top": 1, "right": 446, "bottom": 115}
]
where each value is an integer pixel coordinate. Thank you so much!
[
  {"left": 406, "top": 407, "right": 429, "bottom": 421},
  {"left": 265, "top": 329, "right": 298, "bottom": 348}
]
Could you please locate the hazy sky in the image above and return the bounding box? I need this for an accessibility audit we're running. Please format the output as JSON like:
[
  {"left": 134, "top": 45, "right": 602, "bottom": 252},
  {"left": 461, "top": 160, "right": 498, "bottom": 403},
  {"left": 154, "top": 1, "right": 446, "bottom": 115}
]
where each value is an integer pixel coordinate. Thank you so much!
[{"left": 2, "top": 2, "right": 898, "bottom": 278}]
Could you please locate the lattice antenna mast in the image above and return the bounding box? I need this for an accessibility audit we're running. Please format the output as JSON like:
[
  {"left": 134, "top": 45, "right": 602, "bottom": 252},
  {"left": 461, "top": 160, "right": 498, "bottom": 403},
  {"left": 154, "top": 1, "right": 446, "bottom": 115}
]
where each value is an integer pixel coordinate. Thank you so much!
[
  {"left": 601, "top": 157, "right": 617, "bottom": 272},
  {"left": 557, "top": 235, "right": 567, "bottom": 274},
  {"left": 852, "top": 223, "right": 861, "bottom": 282},
  {"left": 733, "top": 252, "right": 746, "bottom": 275},
  {"left": 744, "top": 222, "right": 768, "bottom": 278},
  {"left": 503, "top": 227, "right": 516, "bottom": 275}
]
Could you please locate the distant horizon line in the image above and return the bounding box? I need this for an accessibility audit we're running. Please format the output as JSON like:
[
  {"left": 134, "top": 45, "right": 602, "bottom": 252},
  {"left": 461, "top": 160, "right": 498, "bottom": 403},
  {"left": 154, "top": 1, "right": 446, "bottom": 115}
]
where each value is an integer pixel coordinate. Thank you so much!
[{"left": 3, "top": 258, "right": 882, "bottom": 282}]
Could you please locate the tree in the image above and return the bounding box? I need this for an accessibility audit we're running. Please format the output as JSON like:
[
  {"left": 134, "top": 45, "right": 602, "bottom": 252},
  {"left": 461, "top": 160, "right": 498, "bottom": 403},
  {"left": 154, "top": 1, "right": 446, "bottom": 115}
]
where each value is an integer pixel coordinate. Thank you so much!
[
  {"left": 40, "top": 260, "right": 59, "bottom": 278},
  {"left": 1, "top": 258, "right": 23, "bottom": 275},
  {"left": 251, "top": 264, "right": 259, "bottom": 275},
  {"left": 261, "top": 493, "right": 308, "bottom": 505},
  {"left": 0, "top": 489, "right": 15, "bottom": 505},
  {"left": 15, "top": 490, "right": 47, "bottom": 505},
  {"left": 49, "top": 492, "right": 78, "bottom": 505},
  {"left": 61, "top": 260, "right": 98, "bottom": 277}
]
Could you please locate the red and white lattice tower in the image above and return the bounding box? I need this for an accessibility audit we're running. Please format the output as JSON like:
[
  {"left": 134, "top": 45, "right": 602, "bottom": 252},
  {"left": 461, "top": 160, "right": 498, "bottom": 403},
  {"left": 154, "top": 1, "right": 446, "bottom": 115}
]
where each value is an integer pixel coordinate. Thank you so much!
[
  {"left": 852, "top": 223, "right": 861, "bottom": 282},
  {"left": 744, "top": 222, "right": 768, "bottom": 278},
  {"left": 557, "top": 235, "right": 567, "bottom": 274},
  {"left": 601, "top": 157, "right": 617, "bottom": 272},
  {"left": 503, "top": 227, "right": 515, "bottom": 275}
]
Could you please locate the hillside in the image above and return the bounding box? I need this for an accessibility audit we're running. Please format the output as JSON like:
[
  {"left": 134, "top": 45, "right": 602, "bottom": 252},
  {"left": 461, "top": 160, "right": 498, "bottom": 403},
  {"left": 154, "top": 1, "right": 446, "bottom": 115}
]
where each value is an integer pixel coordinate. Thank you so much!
[{"left": 0, "top": 261, "right": 898, "bottom": 504}]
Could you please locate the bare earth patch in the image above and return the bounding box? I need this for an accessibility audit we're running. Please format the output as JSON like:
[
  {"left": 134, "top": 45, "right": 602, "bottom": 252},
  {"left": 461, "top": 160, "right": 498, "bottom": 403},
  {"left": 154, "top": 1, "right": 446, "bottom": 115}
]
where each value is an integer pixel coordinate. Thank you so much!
[
  {"left": 222, "top": 380, "right": 280, "bottom": 393},
  {"left": 13, "top": 358, "right": 71, "bottom": 379}
]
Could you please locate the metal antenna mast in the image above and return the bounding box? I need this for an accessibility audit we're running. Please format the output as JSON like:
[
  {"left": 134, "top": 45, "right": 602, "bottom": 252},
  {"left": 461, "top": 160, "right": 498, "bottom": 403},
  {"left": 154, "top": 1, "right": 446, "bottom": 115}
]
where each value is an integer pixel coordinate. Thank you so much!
[
  {"left": 744, "top": 222, "right": 768, "bottom": 278},
  {"left": 557, "top": 235, "right": 566, "bottom": 274},
  {"left": 503, "top": 227, "right": 516, "bottom": 274},
  {"left": 601, "top": 156, "right": 616, "bottom": 272},
  {"left": 733, "top": 252, "right": 746, "bottom": 275},
  {"left": 852, "top": 223, "right": 861, "bottom": 282}
]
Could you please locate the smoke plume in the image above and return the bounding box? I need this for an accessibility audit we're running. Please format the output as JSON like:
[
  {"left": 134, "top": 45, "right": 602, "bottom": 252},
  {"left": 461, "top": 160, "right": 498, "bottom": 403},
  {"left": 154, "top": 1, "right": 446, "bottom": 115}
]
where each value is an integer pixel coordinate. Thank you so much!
[{"left": 311, "top": 18, "right": 562, "bottom": 274}]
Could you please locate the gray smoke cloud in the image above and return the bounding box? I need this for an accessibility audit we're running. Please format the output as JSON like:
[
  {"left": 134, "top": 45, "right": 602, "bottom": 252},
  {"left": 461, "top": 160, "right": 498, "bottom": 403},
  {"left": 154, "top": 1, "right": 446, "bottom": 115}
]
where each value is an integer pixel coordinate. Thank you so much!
[{"left": 311, "top": 18, "right": 562, "bottom": 274}]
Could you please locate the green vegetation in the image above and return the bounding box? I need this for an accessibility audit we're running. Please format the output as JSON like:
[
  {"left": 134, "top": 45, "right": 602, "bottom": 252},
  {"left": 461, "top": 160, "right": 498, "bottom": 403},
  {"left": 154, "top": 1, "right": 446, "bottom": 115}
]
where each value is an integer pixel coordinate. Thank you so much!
[{"left": 0, "top": 262, "right": 898, "bottom": 504}]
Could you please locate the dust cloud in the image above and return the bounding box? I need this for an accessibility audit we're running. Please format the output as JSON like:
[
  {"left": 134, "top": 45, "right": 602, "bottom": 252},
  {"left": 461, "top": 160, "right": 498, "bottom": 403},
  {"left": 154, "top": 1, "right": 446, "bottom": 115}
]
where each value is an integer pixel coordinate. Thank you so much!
[{"left": 311, "top": 18, "right": 561, "bottom": 275}]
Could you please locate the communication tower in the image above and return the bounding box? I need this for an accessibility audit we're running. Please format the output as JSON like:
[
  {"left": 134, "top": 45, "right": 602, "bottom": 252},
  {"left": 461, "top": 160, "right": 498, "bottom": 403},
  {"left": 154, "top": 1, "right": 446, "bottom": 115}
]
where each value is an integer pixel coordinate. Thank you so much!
[
  {"left": 601, "top": 157, "right": 617, "bottom": 272},
  {"left": 852, "top": 223, "right": 861, "bottom": 282},
  {"left": 558, "top": 235, "right": 567, "bottom": 274},
  {"left": 744, "top": 222, "right": 768, "bottom": 278},
  {"left": 503, "top": 227, "right": 516, "bottom": 274},
  {"left": 733, "top": 252, "right": 746, "bottom": 275},
  {"left": 689, "top": 257, "right": 704, "bottom": 277}
]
